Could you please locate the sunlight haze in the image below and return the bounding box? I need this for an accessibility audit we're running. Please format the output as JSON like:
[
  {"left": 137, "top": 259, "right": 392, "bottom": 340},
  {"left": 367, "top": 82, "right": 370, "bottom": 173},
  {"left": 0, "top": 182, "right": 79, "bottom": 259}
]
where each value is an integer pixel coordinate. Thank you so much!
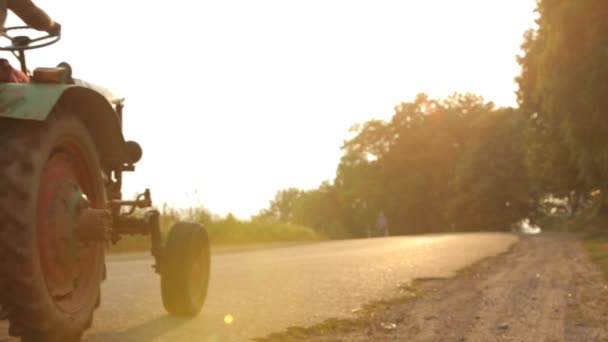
[{"left": 5, "top": 0, "right": 537, "bottom": 219}]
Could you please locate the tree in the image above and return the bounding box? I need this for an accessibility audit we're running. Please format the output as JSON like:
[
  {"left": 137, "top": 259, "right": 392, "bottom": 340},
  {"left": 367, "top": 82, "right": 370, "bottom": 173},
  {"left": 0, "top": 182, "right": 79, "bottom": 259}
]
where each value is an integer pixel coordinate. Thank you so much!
[
  {"left": 256, "top": 188, "right": 304, "bottom": 222},
  {"left": 334, "top": 93, "right": 510, "bottom": 234},
  {"left": 516, "top": 0, "right": 608, "bottom": 207},
  {"left": 260, "top": 93, "right": 535, "bottom": 236},
  {"left": 291, "top": 182, "right": 350, "bottom": 238},
  {"left": 447, "top": 109, "right": 534, "bottom": 231}
]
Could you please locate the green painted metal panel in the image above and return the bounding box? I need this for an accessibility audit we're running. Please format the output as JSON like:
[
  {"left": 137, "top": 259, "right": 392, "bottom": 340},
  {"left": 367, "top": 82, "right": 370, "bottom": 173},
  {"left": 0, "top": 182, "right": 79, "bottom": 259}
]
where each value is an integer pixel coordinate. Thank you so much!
[
  {"left": 0, "top": 83, "right": 73, "bottom": 120},
  {"left": 0, "top": 83, "right": 129, "bottom": 166}
]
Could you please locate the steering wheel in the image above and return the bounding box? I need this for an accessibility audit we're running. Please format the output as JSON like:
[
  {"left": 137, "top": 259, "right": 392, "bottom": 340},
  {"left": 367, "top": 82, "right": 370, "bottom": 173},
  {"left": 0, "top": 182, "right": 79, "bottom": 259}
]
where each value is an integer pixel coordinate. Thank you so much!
[{"left": 0, "top": 26, "right": 60, "bottom": 51}]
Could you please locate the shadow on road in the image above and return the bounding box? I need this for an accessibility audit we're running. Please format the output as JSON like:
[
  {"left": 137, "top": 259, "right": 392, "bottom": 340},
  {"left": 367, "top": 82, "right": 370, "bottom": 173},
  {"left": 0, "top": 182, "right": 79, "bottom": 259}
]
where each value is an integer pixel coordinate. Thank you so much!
[{"left": 85, "top": 315, "right": 191, "bottom": 342}]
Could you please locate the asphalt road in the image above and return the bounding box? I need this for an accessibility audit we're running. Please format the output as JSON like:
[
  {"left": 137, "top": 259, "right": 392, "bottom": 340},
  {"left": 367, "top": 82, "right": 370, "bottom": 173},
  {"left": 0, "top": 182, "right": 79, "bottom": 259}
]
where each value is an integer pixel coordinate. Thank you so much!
[
  {"left": 84, "top": 233, "right": 518, "bottom": 341},
  {"left": 0, "top": 233, "right": 518, "bottom": 341}
]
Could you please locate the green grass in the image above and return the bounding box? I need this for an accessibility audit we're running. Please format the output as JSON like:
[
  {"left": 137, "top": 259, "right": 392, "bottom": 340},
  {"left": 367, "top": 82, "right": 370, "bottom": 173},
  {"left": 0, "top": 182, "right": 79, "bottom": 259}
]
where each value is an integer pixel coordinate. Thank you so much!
[
  {"left": 108, "top": 208, "right": 323, "bottom": 254},
  {"left": 207, "top": 219, "right": 321, "bottom": 245},
  {"left": 583, "top": 232, "right": 608, "bottom": 281},
  {"left": 536, "top": 211, "right": 608, "bottom": 233}
]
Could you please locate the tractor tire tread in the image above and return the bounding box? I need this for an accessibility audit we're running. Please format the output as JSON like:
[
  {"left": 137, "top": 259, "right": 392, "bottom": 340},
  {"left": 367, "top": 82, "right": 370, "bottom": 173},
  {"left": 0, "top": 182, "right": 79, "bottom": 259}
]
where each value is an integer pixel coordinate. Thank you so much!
[{"left": 0, "top": 115, "right": 104, "bottom": 342}]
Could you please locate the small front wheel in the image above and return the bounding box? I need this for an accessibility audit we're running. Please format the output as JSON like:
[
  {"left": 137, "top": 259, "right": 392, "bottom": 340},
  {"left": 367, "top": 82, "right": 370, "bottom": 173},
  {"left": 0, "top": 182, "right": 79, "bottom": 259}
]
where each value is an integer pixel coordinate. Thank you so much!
[{"left": 160, "top": 222, "right": 211, "bottom": 316}]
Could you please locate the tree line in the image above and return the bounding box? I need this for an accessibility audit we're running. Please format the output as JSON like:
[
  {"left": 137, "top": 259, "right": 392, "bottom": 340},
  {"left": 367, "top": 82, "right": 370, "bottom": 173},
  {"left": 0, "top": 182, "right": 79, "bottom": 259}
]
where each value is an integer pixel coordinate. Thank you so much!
[{"left": 257, "top": 0, "right": 608, "bottom": 237}]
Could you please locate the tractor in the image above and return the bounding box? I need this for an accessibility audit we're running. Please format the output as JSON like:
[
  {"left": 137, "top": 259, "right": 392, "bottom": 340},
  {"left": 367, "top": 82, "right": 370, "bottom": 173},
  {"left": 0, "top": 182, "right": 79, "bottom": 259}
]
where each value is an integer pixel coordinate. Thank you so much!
[{"left": 0, "top": 25, "right": 211, "bottom": 341}]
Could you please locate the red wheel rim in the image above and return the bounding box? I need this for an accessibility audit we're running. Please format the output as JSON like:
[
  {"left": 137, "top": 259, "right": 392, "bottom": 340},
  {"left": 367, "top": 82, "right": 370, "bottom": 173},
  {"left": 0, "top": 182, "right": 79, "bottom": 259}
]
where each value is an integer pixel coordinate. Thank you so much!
[{"left": 37, "top": 135, "right": 104, "bottom": 313}]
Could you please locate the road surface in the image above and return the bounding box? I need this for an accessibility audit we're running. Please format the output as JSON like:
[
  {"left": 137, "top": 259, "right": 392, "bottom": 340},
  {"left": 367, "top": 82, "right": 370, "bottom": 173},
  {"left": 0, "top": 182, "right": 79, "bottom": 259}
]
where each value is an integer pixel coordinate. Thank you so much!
[
  {"left": 1, "top": 232, "right": 518, "bottom": 341},
  {"left": 300, "top": 233, "right": 608, "bottom": 341},
  {"left": 87, "top": 233, "right": 516, "bottom": 341}
]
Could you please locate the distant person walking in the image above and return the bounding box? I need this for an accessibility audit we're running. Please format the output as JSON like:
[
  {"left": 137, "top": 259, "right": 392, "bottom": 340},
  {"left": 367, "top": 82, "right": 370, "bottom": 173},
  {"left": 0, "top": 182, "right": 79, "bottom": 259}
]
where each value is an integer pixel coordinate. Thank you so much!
[{"left": 376, "top": 212, "right": 389, "bottom": 237}]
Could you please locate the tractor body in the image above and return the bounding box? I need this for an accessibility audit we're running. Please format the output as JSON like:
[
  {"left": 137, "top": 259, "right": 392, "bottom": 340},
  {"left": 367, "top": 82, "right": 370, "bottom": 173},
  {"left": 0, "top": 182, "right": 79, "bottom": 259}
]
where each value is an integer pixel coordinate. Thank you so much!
[{"left": 0, "top": 26, "right": 210, "bottom": 342}]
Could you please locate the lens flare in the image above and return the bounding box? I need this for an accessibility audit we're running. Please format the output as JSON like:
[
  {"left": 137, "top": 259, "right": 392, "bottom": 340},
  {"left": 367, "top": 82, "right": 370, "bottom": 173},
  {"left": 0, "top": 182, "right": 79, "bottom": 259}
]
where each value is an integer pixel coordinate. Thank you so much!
[{"left": 224, "top": 314, "right": 234, "bottom": 325}]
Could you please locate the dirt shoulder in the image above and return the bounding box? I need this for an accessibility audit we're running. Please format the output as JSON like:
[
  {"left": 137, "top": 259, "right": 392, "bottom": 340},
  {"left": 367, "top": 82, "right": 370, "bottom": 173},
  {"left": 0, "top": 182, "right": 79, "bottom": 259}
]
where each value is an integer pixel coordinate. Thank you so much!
[{"left": 258, "top": 233, "right": 608, "bottom": 341}]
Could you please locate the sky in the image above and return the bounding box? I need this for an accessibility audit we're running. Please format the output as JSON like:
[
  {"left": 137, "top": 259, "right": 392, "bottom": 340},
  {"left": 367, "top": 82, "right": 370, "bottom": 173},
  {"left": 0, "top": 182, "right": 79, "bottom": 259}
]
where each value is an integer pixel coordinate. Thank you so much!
[{"left": 4, "top": 0, "right": 538, "bottom": 219}]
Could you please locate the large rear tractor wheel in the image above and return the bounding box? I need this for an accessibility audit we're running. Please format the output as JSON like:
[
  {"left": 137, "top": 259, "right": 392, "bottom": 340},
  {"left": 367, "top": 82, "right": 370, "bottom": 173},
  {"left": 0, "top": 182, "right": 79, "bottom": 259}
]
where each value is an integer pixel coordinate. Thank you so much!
[
  {"left": 161, "top": 222, "right": 210, "bottom": 316},
  {"left": 0, "top": 113, "right": 107, "bottom": 341}
]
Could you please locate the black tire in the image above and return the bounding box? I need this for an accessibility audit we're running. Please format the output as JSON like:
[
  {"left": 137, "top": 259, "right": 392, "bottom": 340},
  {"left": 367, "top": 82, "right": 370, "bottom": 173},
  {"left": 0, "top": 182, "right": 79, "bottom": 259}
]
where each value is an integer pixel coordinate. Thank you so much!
[
  {"left": 161, "top": 222, "right": 210, "bottom": 316},
  {"left": 0, "top": 112, "right": 106, "bottom": 341}
]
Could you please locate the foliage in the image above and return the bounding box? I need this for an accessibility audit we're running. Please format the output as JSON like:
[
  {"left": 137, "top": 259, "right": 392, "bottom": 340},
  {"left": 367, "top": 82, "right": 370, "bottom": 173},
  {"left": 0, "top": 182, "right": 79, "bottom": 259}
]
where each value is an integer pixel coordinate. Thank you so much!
[
  {"left": 448, "top": 109, "right": 534, "bottom": 231},
  {"left": 516, "top": 0, "right": 608, "bottom": 208},
  {"left": 261, "top": 93, "right": 535, "bottom": 236},
  {"left": 108, "top": 207, "right": 322, "bottom": 253},
  {"left": 146, "top": 0, "right": 608, "bottom": 240}
]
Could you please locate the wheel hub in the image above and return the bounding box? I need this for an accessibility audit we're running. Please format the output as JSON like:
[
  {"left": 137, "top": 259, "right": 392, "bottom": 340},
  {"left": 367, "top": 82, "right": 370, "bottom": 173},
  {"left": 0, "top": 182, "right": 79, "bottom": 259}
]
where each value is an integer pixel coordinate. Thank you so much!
[
  {"left": 49, "top": 182, "right": 111, "bottom": 267},
  {"left": 59, "top": 182, "right": 87, "bottom": 258}
]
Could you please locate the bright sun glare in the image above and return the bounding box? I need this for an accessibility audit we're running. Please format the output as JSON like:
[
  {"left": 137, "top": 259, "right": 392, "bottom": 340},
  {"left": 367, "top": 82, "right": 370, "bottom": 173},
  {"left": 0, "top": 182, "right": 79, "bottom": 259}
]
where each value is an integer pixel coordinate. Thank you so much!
[{"left": 4, "top": 0, "right": 538, "bottom": 219}]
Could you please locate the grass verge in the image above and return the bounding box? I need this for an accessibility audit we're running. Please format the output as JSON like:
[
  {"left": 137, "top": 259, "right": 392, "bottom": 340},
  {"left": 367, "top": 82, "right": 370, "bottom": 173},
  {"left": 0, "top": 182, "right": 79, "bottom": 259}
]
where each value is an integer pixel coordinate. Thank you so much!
[
  {"left": 108, "top": 209, "right": 323, "bottom": 253},
  {"left": 583, "top": 231, "right": 608, "bottom": 281},
  {"left": 538, "top": 212, "right": 608, "bottom": 233}
]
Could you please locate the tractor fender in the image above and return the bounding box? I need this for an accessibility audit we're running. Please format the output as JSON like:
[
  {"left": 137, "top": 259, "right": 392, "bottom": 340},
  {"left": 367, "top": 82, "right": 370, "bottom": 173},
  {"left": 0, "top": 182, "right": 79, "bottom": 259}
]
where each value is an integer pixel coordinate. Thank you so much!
[{"left": 0, "top": 83, "right": 128, "bottom": 167}]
